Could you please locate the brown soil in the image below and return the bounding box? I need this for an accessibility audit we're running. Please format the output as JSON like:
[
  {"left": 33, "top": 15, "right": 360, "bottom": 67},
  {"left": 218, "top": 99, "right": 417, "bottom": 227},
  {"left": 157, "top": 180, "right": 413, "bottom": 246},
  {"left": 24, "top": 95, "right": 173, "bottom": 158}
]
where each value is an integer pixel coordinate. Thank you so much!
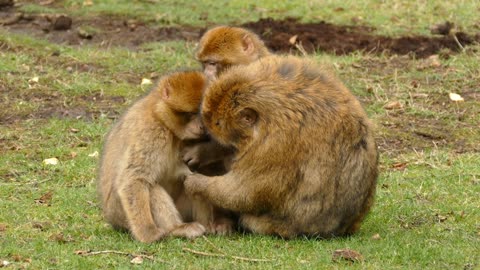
[
  {"left": 1, "top": 7, "right": 479, "bottom": 155},
  {"left": 1, "top": 7, "right": 479, "bottom": 57}
]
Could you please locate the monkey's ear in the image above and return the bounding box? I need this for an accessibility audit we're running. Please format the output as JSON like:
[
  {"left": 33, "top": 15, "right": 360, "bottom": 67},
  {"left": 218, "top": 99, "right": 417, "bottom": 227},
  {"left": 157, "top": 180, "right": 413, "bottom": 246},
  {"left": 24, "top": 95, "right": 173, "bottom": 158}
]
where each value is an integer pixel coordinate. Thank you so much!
[
  {"left": 162, "top": 81, "right": 171, "bottom": 100},
  {"left": 240, "top": 108, "right": 257, "bottom": 126},
  {"left": 241, "top": 35, "right": 255, "bottom": 55}
]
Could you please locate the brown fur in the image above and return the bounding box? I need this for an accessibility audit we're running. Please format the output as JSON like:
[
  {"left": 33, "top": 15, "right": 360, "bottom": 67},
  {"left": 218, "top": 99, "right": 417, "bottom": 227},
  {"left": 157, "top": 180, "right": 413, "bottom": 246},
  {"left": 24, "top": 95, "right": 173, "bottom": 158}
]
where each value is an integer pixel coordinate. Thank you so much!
[
  {"left": 184, "top": 26, "right": 268, "bottom": 176},
  {"left": 185, "top": 56, "right": 378, "bottom": 238},
  {"left": 98, "top": 71, "right": 231, "bottom": 243},
  {"left": 195, "top": 26, "right": 271, "bottom": 79}
]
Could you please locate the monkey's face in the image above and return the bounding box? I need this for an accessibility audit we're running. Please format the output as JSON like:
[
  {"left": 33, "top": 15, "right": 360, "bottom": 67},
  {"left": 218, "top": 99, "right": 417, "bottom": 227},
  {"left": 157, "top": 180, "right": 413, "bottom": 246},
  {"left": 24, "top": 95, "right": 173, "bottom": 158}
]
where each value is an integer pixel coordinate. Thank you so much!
[
  {"left": 156, "top": 71, "right": 208, "bottom": 141},
  {"left": 179, "top": 113, "right": 206, "bottom": 140},
  {"left": 199, "top": 60, "right": 230, "bottom": 81},
  {"left": 201, "top": 87, "right": 258, "bottom": 149}
]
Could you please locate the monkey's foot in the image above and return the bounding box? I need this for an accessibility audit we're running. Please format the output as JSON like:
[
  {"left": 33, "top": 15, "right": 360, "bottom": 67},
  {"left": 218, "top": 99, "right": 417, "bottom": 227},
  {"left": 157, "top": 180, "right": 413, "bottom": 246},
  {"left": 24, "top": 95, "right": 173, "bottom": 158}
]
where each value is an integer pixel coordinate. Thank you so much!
[
  {"left": 132, "top": 225, "right": 167, "bottom": 243},
  {"left": 169, "top": 222, "right": 206, "bottom": 239},
  {"left": 207, "top": 217, "right": 235, "bottom": 235}
]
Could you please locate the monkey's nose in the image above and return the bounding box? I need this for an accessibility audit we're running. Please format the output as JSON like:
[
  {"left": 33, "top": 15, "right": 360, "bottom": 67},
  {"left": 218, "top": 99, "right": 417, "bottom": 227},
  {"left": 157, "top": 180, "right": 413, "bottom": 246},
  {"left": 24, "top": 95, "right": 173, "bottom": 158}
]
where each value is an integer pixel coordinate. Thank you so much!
[{"left": 186, "top": 158, "right": 199, "bottom": 172}]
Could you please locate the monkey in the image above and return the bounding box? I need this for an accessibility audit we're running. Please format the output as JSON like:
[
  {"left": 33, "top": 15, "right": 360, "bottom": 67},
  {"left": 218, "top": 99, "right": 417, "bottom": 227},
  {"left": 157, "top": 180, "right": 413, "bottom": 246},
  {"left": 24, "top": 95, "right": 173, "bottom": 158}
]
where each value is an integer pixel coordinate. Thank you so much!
[
  {"left": 184, "top": 26, "right": 272, "bottom": 172},
  {"left": 195, "top": 26, "right": 271, "bottom": 80},
  {"left": 184, "top": 55, "right": 379, "bottom": 239},
  {"left": 181, "top": 26, "right": 271, "bottom": 177},
  {"left": 98, "top": 70, "right": 233, "bottom": 243}
]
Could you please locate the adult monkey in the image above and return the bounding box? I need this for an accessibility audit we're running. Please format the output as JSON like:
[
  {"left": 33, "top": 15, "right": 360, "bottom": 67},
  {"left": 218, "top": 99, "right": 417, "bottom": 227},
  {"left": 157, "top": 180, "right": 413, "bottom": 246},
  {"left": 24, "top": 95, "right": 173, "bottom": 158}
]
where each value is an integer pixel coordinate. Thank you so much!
[{"left": 185, "top": 56, "right": 378, "bottom": 238}]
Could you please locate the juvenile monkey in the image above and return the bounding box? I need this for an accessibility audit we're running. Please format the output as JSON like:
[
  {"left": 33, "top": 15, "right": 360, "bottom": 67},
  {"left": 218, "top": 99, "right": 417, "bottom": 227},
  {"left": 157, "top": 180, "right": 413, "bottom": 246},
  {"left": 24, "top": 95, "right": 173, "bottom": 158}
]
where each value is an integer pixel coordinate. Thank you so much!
[
  {"left": 182, "top": 26, "right": 271, "bottom": 174},
  {"left": 185, "top": 55, "right": 378, "bottom": 238},
  {"left": 98, "top": 71, "right": 220, "bottom": 243},
  {"left": 195, "top": 26, "right": 271, "bottom": 80}
]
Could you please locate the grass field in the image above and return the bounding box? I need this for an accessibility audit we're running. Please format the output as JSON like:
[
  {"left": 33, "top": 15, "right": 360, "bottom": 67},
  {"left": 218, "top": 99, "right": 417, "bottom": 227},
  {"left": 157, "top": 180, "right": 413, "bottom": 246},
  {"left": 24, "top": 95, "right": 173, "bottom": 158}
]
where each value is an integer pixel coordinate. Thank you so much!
[{"left": 1, "top": 0, "right": 479, "bottom": 269}]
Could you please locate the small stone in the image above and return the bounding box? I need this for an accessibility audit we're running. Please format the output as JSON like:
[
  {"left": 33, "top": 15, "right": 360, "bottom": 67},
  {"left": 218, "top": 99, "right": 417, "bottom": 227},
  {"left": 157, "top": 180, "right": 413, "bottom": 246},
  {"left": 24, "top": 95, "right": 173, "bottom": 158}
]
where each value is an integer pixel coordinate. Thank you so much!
[
  {"left": 78, "top": 28, "right": 94, "bottom": 39},
  {"left": 52, "top": 15, "right": 72, "bottom": 30}
]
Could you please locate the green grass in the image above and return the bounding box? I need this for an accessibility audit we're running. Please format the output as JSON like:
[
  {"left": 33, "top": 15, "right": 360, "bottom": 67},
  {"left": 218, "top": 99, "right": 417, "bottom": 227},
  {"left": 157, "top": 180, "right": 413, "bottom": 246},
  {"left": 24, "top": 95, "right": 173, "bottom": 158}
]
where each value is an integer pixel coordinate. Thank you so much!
[
  {"left": 19, "top": 0, "right": 480, "bottom": 35},
  {"left": 1, "top": 0, "right": 480, "bottom": 269}
]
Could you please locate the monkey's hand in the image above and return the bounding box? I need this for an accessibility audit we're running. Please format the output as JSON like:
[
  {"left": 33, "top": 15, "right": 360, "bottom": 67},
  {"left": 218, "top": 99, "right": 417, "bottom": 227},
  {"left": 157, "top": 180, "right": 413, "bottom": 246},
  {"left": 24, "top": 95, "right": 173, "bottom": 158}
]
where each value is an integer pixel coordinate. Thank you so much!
[
  {"left": 184, "top": 174, "right": 210, "bottom": 196},
  {"left": 182, "top": 143, "right": 204, "bottom": 172}
]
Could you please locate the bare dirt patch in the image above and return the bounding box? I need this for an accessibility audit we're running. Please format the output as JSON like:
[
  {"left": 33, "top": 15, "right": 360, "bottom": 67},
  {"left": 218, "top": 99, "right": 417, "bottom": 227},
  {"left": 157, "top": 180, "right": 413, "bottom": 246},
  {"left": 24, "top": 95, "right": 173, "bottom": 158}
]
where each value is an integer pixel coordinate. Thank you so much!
[
  {"left": 1, "top": 7, "right": 479, "bottom": 57},
  {"left": 1, "top": 7, "right": 479, "bottom": 155}
]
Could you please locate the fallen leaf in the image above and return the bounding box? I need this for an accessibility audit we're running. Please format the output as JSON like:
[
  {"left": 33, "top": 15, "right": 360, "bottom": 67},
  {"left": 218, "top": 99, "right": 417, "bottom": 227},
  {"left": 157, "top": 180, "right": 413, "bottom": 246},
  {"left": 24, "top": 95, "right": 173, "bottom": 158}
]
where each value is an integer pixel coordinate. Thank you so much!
[
  {"left": 88, "top": 151, "right": 99, "bottom": 158},
  {"left": 384, "top": 101, "right": 402, "bottom": 110},
  {"left": 69, "top": 128, "right": 80, "bottom": 133},
  {"left": 130, "top": 256, "right": 143, "bottom": 264},
  {"left": 34, "top": 191, "right": 53, "bottom": 205},
  {"left": 435, "top": 214, "right": 448, "bottom": 222},
  {"left": 32, "top": 221, "right": 52, "bottom": 231},
  {"left": 288, "top": 35, "right": 298, "bottom": 45},
  {"left": 371, "top": 233, "right": 381, "bottom": 240},
  {"left": 83, "top": 0, "right": 93, "bottom": 6},
  {"left": 11, "top": 254, "right": 23, "bottom": 262},
  {"left": 28, "top": 76, "right": 39, "bottom": 84},
  {"left": 391, "top": 162, "right": 407, "bottom": 170},
  {"left": 410, "top": 80, "right": 419, "bottom": 88},
  {"left": 49, "top": 233, "right": 74, "bottom": 243},
  {"left": 332, "top": 249, "right": 363, "bottom": 263},
  {"left": 0, "top": 223, "right": 6, "bottom": 232},
  {"left": 43, "top": 157, "right": 59, "bottom": 165},
  {"left": 417, "top": 55, "right": 441, "bottom": 69},
  {"left": 141, "top": 78, "right": 153, "bottom": 86},
  {"left": 411, "top": 93, "right": 428, "bottom": 99},
  {"left": 70, "top": 152, "right": 77, "bottom": 158},
  {"left": 449, "top": 92, "right": 464, "bottom": 102}
]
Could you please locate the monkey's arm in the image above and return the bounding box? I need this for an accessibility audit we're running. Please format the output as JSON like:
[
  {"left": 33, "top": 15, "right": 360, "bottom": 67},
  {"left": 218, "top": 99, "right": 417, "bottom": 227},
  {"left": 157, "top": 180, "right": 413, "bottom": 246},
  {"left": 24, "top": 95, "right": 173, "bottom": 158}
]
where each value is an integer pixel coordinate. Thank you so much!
[
  {"left": 184, "top": 173, "right": 267, "bottom": 213},
  {"left": 182, "top": 139, "right": 234, "bottom": 171}
]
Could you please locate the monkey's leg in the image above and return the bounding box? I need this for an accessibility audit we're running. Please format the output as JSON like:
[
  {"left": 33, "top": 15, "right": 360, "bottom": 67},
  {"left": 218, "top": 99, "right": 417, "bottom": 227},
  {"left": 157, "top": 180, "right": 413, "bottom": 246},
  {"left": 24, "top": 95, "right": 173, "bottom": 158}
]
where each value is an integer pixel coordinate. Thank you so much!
[
  {"left": 185, "top": 173, "right": 267, "bottom": 213},
  {"left": 103, "top": 191, "right": 129, "bottom": 230},
  {"left": 150, "top": 185, "right": 205, "bottom": 239},
  {"left": 118, "top": 179, "right": 166, "bottom": 243},
  {"left": 240, "top": 214, "right": 296, "bottom": 238}
]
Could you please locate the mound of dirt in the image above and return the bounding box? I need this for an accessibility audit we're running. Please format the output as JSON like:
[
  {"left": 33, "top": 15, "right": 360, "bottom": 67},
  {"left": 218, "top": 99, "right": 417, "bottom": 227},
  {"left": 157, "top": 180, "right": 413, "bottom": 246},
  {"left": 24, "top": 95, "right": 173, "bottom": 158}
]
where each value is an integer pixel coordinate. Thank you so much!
[
  {"left": 242, "top": 18, "right": 479, "bottom": 57},
  {"left": 1, "top": 8, "right": 479, "bottom": 57}
]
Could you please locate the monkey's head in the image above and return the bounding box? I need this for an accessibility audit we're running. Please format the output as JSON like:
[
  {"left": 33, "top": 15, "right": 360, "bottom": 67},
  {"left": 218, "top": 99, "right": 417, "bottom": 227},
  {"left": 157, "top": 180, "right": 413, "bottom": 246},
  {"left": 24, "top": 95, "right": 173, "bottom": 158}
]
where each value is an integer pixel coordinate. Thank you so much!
[
  {"left": 154, "top": 71, "right": 208, "bottom": 141},
  {"left": 195, "top": 26, "right": 270, "bottom": 81},
  {"left": 200, "top": 71, "right": 261, "bottom": 150}
]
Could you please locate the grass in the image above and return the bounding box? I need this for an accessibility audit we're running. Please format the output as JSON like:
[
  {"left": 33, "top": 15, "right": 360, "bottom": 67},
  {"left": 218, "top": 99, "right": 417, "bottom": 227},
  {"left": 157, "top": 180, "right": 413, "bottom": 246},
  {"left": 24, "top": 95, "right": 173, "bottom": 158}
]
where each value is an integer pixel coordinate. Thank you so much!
[{"left": 1, "top": 0, "right": 480, "bottom": 269}]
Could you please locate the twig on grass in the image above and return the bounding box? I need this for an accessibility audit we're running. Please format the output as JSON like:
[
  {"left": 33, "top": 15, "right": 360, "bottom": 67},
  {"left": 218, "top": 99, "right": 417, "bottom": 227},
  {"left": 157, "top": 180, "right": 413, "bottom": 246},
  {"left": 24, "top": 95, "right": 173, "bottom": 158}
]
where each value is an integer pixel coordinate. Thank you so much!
[
  {"left": 295, "top": 41, "right": 308, "bottom": 56},
  {"left": 451, "top": 33, "right": 465, "bottom": 52},
  {"left": 182, "top": 248, "right": 226, "bottom": 258},
  {"left": 75, "top": 250, "right": 159, "bottom": 262},
  {"left": 202, "top": 235, "right": 227, "bottom": 255},
  {"left": 183, "top": 238, "right": 274, "bottom": 263}
]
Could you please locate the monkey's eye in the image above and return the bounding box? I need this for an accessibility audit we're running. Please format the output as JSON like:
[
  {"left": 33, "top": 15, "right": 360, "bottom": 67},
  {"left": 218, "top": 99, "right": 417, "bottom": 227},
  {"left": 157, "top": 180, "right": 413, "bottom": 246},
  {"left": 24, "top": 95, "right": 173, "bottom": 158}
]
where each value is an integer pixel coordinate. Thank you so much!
[
  {"left": 204, "top": 61, "right": 217, "bottom": 67},
  {"left": 181, "top": 112, "right": 197, "bottom": 120}
]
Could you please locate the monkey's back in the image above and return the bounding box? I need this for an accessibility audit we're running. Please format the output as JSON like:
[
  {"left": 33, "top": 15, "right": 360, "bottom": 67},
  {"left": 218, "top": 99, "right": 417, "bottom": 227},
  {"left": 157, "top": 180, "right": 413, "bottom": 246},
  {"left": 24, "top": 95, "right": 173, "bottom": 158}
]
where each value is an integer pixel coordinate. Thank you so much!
[
  {"left": 207, "top": 55, "right": 378, "bottom": 237},
  {"left": 97, "top": 91, "right": 183, "bottom": 227}
]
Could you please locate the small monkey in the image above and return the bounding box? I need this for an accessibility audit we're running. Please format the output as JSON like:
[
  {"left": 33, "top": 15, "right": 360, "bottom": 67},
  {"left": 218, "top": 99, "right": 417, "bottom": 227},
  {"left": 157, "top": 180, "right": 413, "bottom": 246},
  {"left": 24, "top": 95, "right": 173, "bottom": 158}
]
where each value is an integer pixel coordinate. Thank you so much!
[
  {"left": 185, "top": 55, "right": 378, "bottom": 238},
  {"left": 182, "top": 26, "right": 270, "bottom": 174},
  {"left": 195, "top": 26, "right": 271, "bottom": 80},
  {"left": 98, "top": 71, "right": 218, "bottom": 243}
]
